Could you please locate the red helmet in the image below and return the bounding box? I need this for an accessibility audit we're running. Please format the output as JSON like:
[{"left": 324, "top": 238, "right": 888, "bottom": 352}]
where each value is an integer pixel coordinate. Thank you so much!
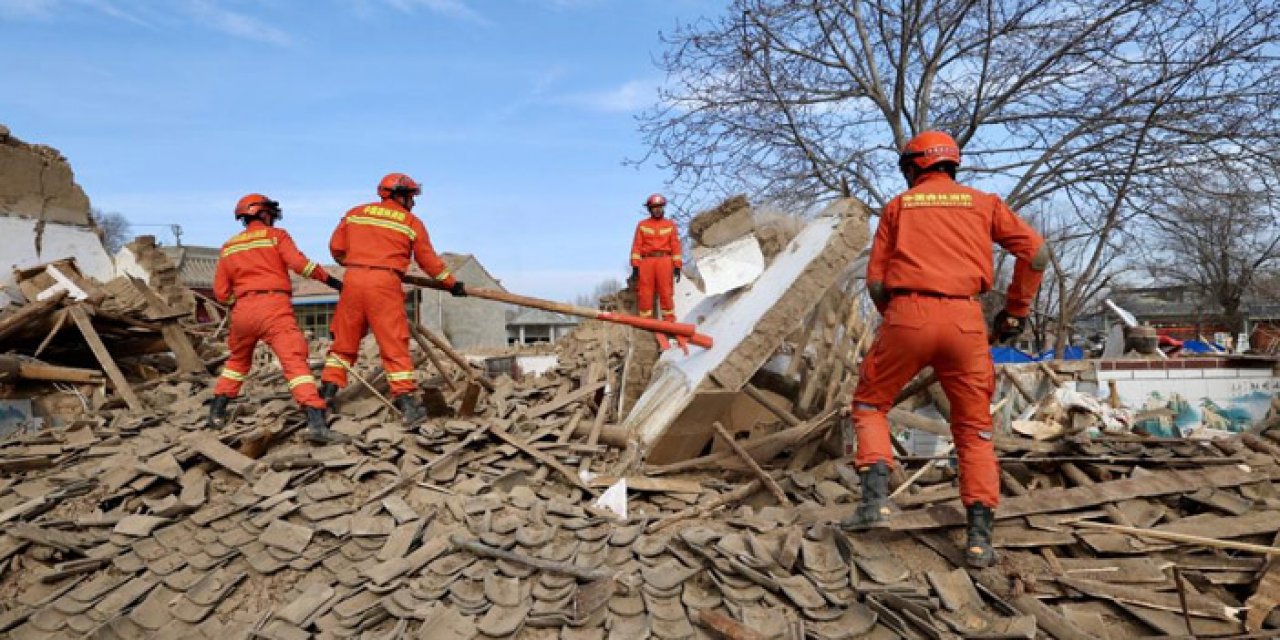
[
  {"left": 234, "top": 193, "right": 281, "bottom": 220},
  {"left": 378, "top": 173, "right": 421, "bottom": 199},
  {"left": 900, "top": 131, "right": 961, "bottom": 170},
  {"left": 645, "top": 193, "right": 667, "bottom": 209}
]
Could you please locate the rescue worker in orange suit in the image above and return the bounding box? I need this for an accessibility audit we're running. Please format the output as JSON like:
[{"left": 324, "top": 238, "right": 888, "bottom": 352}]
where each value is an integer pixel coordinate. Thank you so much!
[
  {"left": 630, "top": 193, "right": 682, "bottom": 329},
  {"left": 208, "top": 194, "right": 350, "bottom": 444},
  {"left": 841, "top": 131, "right": 1048, "bottom": 568},
  {"left": 318, "top": 173, "right": 466, "bottom": 425}
]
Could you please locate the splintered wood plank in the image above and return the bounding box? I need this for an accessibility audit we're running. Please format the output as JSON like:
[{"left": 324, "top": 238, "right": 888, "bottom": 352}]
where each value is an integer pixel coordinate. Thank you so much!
[
  {"left": 1054, "top": 557, "right": 1172, "bottom": 584},
  {"left": 1158, "top": 510, "right": 1280, "bottom": 540},
  {"left": 1245, "top": 535, "right": 1280, "bottom": 631},
  {"left": 1059, "top": 577, "right": 1239, "bottom": 621},
  {"left": 891, "top": 466, "right": 1277, "bottom": 531},
  {"left": 458, "top": 382, "right": 482, "bottom": 417},
  {"left": 184, "top": 433, "right": 256, "bottom": 477},
  {"left": 68, "top": 305, "right": 143, "bottom": 411},
  {"left": 488, "top": 422, "right": 598, "bottom": 497},
  {"left": 524, "top": 381, "right": 605, "bottom": 420},
  {"left": 586, "top": 476, "right": 702, "bottom": 494}
]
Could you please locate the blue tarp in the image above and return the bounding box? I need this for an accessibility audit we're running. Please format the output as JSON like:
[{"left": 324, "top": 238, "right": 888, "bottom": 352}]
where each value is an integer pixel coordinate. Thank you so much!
[
  {"left": 992, "top": 346, "right": 1085, "bottom": 362},
  {"left": 990, "top": 347, "right": 1035, "bottom": 363},
  {"left": 1034, "top": 346, "right": 1085, "bottom": 361},
  {"left": 1180, "top": 339, "right": 1224, "bottom": 354}
]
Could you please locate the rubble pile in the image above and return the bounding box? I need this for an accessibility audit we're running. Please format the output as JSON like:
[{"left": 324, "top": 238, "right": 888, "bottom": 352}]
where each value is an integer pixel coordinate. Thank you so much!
[{"left": 1, "top": 294, "right": 1280, "bottom": 640}]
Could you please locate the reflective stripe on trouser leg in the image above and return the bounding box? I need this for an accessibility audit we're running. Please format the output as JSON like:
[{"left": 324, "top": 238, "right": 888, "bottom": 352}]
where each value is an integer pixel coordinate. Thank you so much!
[
  {"left": 320, "top": 273, "right": 370, "bottom": 388},
  {"left": 363, "top": 274, "right": 417, "bottom": 396},
  {"left": 932, "top": 315, "right": 999, "bottom": 508},
  {"left": 850, "top": 297, "right": 934, "bottom": 470},
  {"left": 653, "top": 256, "right": 675, "bottom": 320},
  {"left": 259, "top": 296, "right": 326, "bottom": 409},
  {"left": 636, "top": 258, "right": 657, "bottom": 316},
  {"left": 213, "top": 303, "right": 258, "bottom": 398}
]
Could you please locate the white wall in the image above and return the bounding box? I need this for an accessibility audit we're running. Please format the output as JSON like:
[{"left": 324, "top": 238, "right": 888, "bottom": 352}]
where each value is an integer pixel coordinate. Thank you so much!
[
  {"left": 0, "top": 217, "right": 114, "bottom": 308},
  {"left": 1096, "top": 365, "right": 1278, "bottom": 436}
]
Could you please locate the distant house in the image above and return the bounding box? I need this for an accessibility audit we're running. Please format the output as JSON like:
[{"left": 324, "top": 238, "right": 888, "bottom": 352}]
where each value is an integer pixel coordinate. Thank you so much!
[
  {"left": 1109, "top": 285, "right": 1280, "bottom": 351},
  {"left": 158, "top": 245, "right": 219, "bottom": 299},
  {"left": 417, "top": 254, "right": 509, "bottom": 350},
  {"left": 161, "top": 246, "right": 509, "bottom": 351},
  {"left": 507, "top": 308, "right": 580, "bottom": 346},
  {"left": 290, "top": 254, "right": 508, "bottom": 351}
]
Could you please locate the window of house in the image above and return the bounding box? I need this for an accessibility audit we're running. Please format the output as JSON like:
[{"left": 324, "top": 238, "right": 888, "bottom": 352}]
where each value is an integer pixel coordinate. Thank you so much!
[{"left": 293, "top": 292, "right": 418, "bottom": 340}]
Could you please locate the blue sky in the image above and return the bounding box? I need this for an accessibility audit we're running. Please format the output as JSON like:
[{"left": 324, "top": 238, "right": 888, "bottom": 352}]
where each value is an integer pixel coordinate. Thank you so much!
[{"left": 0, "top": 0, "right": 719, "bottom": 301}]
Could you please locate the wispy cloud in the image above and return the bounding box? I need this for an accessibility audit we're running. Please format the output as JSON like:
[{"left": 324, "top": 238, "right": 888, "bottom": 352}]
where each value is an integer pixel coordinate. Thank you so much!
[
  {"left": 0, "top": 0, "right": 293, "bottom": 44},
  {"left": 558, "top": 79, "right": 657, "bottom": 113},
  {"left": 183, "top": 0, "right": 293, "bottom": 46},
  {"left": 0, "top": 0, "right": 57, "bottom": 19},
  {"left": 347, "top": 0, "right": 489, "bottom": 25},
  {"left": 0, "top": 0, "right": 148, "bottom": 24}
]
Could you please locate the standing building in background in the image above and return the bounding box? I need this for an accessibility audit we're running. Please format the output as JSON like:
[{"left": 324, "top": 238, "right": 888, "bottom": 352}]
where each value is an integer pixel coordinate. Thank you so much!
[{"left": 506, "top": 308, "right": 581, "bottom": 346}]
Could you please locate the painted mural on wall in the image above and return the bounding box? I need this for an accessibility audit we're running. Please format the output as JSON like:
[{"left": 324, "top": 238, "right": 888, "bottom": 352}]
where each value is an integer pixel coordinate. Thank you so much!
[{"left": 1132, "top": 387, "right": 1276, "bottom": 437}]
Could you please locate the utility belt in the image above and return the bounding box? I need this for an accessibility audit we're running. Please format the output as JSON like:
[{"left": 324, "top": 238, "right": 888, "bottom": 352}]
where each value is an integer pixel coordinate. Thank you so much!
[
  {"left": 239, "top": 290, "right": 291, "bottom": 298},
  {"left": 890, "top": 289, "right": 976, "bottom": 301},
  {"left": 642, "top": 252, "right": 672, "bottom": 258},
  {"left": 345, "top": 264, "right": 405, "bottom": 276}
]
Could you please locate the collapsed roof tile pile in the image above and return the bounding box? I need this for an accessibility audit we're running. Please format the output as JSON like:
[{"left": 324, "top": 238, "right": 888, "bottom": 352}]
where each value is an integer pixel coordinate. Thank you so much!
[{"left": 3, "top": 301, "right": 1280, "bottom": 640}]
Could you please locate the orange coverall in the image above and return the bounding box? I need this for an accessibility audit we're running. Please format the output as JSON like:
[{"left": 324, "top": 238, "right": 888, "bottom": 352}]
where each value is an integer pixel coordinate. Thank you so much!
[
  {"left": 212, "top": 221, "right": 331, "bottom": 409},
  {"left": 630, "top": 217, "right": 682, "bottom": 319},
  {"left": 321, "top": 199, "right": 457, "bottom": 397},
  {"left": 853, "top": 172, "right": 1044, "bottom": 508}
]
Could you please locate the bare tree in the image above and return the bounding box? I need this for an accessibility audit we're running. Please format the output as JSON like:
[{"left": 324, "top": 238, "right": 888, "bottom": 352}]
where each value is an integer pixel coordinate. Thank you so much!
[
  {"left": 574, "top": 277, "right": 625, "bottom": 309},
  {"left": 638, "top": 0, "right": 1280, "bottom": 347},
  {"left": 89, "top": 208, "right": 131, "bottom": 254},
  {"left": 1142, "top": 165, "right": 1280, "bottom": 334}
]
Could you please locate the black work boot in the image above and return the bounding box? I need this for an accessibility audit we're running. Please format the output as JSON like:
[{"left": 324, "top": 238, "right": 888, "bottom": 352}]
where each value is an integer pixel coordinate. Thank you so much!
[
  {"left": 840, "top": 460, "right": 891, "bottom": 530},
  {"left": 965, "top": 502, "right": 998, "bottom": 568},
  {"left": 304, "top": 406, "right": 350, "bottom": 445},
  {"left": 392, "top": 394, "right": 428, "bottom": 426},
  {"left": 207, "top": 395, "right": 231, "bottom": 429},
  {"left": 318, "top": 382, "right": 339, "bottom": 410}
]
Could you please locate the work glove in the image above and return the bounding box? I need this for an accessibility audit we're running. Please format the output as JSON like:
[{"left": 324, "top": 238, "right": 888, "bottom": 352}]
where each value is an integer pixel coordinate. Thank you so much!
[
  {"left": 629, "top": 266, "right": 640, "bottom": 284},
  {"left": 674, "top": 267, "right": 682, "bottom": 283},
  {"left": 990, "top": 310, "right": 1025, "bottom": 345},
  {"left": 450, "top": 281, "right": 467, "bottom": 297},
  {"left": 325, "top": 276, "right": 343, "bottom": 292}
]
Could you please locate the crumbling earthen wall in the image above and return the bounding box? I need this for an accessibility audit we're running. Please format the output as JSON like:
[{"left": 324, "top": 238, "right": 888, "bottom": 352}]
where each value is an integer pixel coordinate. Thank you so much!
[
  {"left": 706, "top": 199, "right": 870, "bottom": 391},
  {"left": 0, "top": 124, "right": 92, "bottom": 225}
]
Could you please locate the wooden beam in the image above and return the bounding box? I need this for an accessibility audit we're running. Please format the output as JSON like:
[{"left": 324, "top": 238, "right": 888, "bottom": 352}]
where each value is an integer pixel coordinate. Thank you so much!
[
  {"left": 67, "top": 305, "right": 143, "bottom": 411},
  {"left": 891, "top": 465, "right": 1279, "bottom": 531},
  {"left": 526, "top": 381, "right": 606, "bottom": 420},
  {"left": 489, "top": 421, "right": 598, "bottom": 496},
  {"left": 0, "top": 356, "right": 104, "bottom": 384},
  {"left": 411, "top": 322, "right": 494, "bottom": 391},
  {"left": 713, "top": 421, "right": 791, "bottom": 506},
  {"left": 0, "top": 291, "right": 66, "bottom": 342},
  {"left": 743, "top": 383, "right": 802, "bottom": 427}
]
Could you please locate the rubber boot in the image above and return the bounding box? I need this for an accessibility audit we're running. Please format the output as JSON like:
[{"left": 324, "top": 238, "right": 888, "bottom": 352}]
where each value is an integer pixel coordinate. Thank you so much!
[
  {"left": 304, "top": 406, "right": 350, "bottom": 445},
  {"left": 392, "top": 394, "right": 428, "bottom": 427},
  {"left": 840, "top": 460, "right": 891, "bottom": 530},
  {"left": 318, "top": 382, "right": 339, "bottom": 410},
  {"left": 965, "top": 502, "right": 998, "bottom": 568},
  {"left": 207, "top": 395, "right": 231, "bottom": 429}
]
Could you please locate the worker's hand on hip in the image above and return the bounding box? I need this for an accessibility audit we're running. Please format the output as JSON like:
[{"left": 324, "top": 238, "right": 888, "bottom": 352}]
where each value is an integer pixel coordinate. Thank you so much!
[
  {"left": 325, "top": 276, "right": 344, "bottom": 292},
  {"left": 450, "top": 281, "right": 467, "bottom": 297},
  {"left": 991, "top": 310, "right": 1025, "bottom": 344},
  {"left": 673, "top": 267, "right": 682, "bottom": 282},
  {"left": 629, "top": 267, "right": 640, "bottom": 284}
]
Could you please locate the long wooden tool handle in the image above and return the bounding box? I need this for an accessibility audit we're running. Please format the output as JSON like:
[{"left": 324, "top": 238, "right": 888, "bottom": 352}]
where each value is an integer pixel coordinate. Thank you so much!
[{"left": 404, "top": 274, "right": 714, "bottom": 347}]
